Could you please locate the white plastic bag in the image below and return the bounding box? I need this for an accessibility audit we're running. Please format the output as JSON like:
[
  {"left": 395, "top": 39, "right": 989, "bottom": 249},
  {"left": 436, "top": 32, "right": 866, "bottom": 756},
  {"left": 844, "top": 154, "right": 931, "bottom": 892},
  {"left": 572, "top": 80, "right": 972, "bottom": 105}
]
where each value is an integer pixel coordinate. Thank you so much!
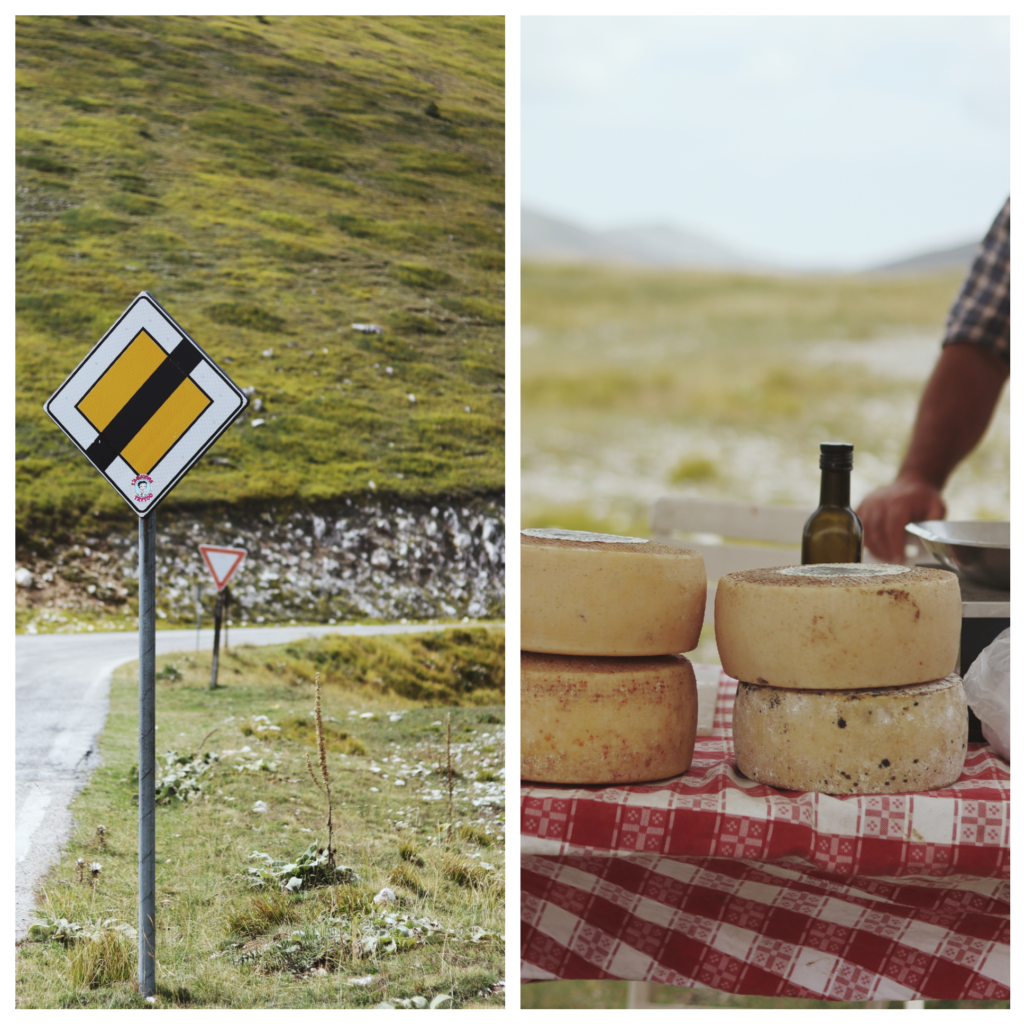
[{"left": 961, "top": 628, "right": 1010, "bottom": 762}]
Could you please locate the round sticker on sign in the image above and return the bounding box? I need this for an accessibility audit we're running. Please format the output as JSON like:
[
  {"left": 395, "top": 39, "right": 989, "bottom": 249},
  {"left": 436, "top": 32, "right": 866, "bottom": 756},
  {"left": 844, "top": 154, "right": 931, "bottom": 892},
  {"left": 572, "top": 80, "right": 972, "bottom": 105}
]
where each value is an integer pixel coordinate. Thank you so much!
[{"left": 132, "top": 474, "right": 154, "bottom": 503}]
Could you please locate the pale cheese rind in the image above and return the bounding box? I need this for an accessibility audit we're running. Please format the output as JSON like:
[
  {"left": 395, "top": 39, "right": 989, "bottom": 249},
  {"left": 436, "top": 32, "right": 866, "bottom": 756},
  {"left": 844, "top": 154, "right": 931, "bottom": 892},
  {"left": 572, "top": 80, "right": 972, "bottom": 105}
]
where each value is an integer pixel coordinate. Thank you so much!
[
  {"left": 715, "top": 563, "right": 960, "bottom": 689},
  {"left": 521, "top": 651, "right": 698, "bottom": 784},
  {"left": 521, "top": 530, "right": 706, "bottom": 656},
  {"left": 733, "top": 674, "right": 968, "bottom": 794}
]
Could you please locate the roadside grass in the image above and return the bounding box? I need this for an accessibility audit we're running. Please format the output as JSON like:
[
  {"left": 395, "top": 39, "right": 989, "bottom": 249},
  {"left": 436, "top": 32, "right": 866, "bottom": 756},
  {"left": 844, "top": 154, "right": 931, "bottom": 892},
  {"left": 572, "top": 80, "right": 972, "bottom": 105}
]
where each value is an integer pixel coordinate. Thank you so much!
[
  {"left": 16, "top": 15, "right": 504, "bottom": 545},
  {"left": 16, "top": 631, "right": 505, "bottom": 1008},
  {"left": 520, "top": 980, "right": 1009, "bottom": 1010}
]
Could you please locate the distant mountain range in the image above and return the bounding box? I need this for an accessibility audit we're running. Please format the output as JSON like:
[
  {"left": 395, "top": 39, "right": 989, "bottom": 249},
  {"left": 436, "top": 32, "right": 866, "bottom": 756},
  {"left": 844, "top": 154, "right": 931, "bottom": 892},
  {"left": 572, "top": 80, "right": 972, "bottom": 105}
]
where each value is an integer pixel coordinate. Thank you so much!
[
  {"left": 522, "top": 207, "right": 769, "bottom": 271},
  {"left": 521, "top": 207, "right": 980, "bottom": 276},
  {"left": 867, "top": 241, "right": 979, "bottom": 275}
]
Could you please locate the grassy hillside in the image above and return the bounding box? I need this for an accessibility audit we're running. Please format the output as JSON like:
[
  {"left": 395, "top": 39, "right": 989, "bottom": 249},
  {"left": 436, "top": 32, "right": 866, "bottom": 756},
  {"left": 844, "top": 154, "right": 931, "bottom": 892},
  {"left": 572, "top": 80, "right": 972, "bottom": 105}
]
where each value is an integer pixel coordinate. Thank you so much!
[{"left": 16, "top": 15, "right": 504, "bottom": 541}]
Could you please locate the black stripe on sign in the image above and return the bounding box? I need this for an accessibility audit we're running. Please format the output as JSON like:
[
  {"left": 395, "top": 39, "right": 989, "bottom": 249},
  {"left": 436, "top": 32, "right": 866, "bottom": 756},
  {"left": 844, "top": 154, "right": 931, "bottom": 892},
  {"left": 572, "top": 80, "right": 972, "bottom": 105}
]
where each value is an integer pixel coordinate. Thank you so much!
[{"left": 84, "top": 338, "right": 204, "bottom": 472}]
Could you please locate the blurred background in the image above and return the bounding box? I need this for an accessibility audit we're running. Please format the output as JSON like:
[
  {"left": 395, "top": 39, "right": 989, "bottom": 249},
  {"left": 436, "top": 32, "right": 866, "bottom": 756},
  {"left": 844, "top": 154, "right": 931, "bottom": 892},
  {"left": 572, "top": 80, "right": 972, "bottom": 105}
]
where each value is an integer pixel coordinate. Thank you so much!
[
  {"left": 520, "top": 14, "right": 1009, "bottom": 1012},
  {"left": 521, "top": 14, "right": 1009, "bottom": 545}
]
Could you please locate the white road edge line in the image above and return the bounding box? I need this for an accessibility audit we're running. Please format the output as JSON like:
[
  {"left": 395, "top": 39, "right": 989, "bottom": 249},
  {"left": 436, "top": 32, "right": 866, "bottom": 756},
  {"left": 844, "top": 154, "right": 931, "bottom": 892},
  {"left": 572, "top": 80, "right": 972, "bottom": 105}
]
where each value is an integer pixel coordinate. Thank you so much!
[{"left": 16, "top": 790, "right": 53, "bottom": 864}]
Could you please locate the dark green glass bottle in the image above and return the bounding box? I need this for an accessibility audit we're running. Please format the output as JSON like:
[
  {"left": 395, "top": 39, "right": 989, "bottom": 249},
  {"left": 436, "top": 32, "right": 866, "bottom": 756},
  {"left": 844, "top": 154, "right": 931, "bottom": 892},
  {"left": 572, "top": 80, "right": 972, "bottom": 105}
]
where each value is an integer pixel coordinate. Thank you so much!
[{"left": 801, "top": 442, "right": 864, "bottom": 564}]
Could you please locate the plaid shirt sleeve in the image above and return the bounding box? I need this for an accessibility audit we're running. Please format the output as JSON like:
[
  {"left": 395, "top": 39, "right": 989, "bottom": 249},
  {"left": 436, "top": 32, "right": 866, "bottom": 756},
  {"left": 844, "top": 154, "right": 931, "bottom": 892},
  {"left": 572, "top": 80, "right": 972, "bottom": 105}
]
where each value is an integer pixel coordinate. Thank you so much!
[{"left": 942, "top": 198, "right": 1010, "bottom": 364}]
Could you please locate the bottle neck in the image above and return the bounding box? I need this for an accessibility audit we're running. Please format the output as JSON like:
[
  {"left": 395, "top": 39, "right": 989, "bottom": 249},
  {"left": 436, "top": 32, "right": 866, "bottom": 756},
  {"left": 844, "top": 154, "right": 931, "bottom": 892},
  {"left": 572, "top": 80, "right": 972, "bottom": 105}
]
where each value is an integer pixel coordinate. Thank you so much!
[{"left": 819, "top": 467, "right": 851, "bottom": 507}]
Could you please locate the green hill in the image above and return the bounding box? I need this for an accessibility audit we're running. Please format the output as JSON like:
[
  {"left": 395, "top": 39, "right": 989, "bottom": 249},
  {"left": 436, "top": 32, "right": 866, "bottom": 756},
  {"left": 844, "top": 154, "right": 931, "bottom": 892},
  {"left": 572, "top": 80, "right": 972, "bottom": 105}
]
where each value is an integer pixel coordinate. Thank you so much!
[{"left": 16, "top": 15, "right": 504, "bottom": 545}]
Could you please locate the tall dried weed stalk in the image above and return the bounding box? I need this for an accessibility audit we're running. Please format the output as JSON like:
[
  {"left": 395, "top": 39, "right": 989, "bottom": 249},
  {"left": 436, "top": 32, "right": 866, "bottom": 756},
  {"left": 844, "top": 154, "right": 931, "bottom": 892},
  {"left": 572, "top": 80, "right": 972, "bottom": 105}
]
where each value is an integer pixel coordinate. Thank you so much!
[
  {"left": 437, "top": 712, "right": 455, "bottom": 837},
  {"left": 305, "top": 672, "right": 335, "bottom": 868}
]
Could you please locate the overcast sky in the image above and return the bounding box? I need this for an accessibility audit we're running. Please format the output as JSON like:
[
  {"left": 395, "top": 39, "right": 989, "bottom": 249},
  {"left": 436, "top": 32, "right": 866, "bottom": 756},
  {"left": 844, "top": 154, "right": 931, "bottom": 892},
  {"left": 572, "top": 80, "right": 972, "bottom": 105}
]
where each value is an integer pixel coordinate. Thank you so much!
[{"left": 522, "top": 15, "right": 1010, "bottom": 270}]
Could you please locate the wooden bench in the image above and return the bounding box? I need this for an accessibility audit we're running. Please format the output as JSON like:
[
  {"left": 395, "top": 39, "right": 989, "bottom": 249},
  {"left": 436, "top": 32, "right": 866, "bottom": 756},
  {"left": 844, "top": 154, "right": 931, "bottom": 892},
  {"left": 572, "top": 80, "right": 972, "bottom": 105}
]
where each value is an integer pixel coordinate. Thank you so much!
[
  {"left": 649, "top": 497, "right": 812, "bottom": 623},
  {"left": 648, "top": 496, "right": 918, "bottom": 621}
]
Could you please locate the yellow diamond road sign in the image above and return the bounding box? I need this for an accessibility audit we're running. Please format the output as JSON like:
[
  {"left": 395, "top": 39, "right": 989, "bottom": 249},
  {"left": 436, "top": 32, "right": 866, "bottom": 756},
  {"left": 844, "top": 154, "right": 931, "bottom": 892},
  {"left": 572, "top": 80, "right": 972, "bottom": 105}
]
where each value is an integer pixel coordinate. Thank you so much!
[{"left": 44, "top": 291, "right": 248, "bottom": 517}]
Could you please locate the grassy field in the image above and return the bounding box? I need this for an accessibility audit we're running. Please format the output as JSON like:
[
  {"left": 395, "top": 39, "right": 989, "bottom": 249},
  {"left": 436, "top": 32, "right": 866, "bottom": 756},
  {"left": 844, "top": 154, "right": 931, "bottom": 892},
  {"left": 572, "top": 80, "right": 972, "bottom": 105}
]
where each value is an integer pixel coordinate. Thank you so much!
[
  {"left": 521, "top": 980, "right": 1009, "bottom": 1010},
  {"left": 16, "top": 629, "right": 505, "bottom": 1008},
  {"left": 16, "top": 15, "right": 504, "bottom": 545},
  {"left": 521, "top": 263, "right": 1009, "bottom": 536}
]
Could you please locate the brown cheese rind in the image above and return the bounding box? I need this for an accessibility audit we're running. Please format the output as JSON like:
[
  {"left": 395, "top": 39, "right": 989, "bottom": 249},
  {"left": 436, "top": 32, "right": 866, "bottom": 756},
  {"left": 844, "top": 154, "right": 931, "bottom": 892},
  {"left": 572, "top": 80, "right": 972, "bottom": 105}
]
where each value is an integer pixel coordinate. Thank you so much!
[
  {"left": 521, "top": 651, "right": 698, "bottom": 784},
  {"left": 715, "top": 563, "right": 960, "bottom": 689},
  {"left": 732, "top": 675, "right": 968, "bottom": 794},
  {"left": 521, "top": 529, "right": 707, "bottom": 656}
]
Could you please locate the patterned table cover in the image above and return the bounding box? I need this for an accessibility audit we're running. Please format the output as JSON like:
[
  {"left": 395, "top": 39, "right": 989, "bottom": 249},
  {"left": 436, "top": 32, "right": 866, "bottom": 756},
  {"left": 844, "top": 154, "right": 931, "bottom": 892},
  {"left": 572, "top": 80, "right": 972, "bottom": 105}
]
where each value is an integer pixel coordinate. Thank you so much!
[{"left": 521, "top": 669, "right": 1010, "bottom": 1002}]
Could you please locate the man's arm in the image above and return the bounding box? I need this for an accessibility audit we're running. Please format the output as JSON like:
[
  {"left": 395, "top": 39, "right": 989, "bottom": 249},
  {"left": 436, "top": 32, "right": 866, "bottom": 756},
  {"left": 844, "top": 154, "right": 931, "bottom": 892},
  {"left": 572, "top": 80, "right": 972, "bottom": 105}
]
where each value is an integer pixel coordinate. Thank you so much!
[{"left": 856, "top": 342, "right": 1009, "bottom": 562}]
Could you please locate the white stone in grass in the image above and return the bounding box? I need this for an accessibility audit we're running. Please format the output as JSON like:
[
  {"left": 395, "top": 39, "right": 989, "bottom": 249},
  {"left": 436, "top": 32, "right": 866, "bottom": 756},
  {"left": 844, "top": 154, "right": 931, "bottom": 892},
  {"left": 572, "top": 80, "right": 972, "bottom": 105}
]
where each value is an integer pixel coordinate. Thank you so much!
[
  {"left": 252, "top": 800, "right": 268, "bottom": 813},
  {"left": 349, "top": 975, "right": 375, "bottom": 986},
  {"left": 373, "top": 888, "right": 396, "bottom": 906},
  {"left": 360, "top": 712, "right": 374, "bottom": 719}
]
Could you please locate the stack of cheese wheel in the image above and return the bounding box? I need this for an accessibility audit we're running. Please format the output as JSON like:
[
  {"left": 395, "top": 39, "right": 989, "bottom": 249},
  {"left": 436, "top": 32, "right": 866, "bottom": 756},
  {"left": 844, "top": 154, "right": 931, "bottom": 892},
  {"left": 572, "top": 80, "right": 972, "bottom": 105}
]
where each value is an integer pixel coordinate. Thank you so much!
[
  {"left": 715, "top": 563, "right": 967, "bottom": 794},
  {"left": 521, "top": 528, "right": 707, "bottom": 784}
]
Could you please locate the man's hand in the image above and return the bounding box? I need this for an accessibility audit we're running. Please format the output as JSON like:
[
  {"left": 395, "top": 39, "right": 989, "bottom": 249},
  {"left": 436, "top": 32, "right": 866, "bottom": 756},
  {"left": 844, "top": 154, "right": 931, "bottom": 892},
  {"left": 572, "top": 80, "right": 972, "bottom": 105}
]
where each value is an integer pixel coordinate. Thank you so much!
[
  {"left": 856, "top": 342, "right": 1007, "bottom": 563},
  {"left": 856, "top": 474, "right": 946, "bottom": 563}
]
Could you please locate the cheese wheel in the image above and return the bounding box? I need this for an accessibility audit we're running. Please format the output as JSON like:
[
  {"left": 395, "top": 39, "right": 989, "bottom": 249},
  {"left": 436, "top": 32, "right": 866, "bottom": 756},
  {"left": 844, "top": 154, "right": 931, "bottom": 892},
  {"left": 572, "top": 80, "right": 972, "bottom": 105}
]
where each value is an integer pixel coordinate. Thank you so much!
[
  {"left": 715, "top": 563, "right": 960, "bottom": 689},
  {"left": 521, "top": 528, "right": 706, "bottom": 656},
  {"left": 733, "top": 675, "right": 968, "bottom": 794},
  {"left": 521, "top": 651, "right": 698, "bottom": 784}
]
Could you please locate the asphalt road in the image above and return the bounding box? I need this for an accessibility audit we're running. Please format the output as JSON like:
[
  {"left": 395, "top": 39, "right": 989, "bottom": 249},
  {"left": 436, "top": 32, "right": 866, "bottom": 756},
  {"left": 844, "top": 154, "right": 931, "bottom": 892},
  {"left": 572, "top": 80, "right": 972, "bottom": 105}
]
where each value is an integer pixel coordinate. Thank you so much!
[{"left": 14, "top": 622, "right": 471, "bottom": 940}]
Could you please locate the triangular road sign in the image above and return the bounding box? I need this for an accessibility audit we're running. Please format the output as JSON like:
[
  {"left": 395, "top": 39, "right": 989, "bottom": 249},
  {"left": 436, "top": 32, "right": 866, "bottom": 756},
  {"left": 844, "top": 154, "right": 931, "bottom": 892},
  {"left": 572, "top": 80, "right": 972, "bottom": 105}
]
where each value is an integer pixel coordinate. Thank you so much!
[{"left": 199, "top": 545, "right": 247, "bottom": 591}]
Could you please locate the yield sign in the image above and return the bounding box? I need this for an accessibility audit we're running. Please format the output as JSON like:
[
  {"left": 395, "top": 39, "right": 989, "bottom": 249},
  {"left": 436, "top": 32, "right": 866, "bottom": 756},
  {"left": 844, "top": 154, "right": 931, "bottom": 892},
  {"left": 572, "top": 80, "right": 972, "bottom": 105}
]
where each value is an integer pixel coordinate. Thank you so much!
[
  {"left": 200, "top": 545, "right": 247, "bottom": 591},
  {"left": 44, "top": 291, "right": 248, "bottom": 518}
]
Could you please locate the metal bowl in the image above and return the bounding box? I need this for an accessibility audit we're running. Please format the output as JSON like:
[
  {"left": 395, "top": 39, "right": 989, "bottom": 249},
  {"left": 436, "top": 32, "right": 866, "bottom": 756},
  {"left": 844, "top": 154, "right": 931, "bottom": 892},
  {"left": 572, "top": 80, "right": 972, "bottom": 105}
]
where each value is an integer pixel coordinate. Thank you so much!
[{"left": 906, "top": 521, "right": 1010, "bottom": 590}]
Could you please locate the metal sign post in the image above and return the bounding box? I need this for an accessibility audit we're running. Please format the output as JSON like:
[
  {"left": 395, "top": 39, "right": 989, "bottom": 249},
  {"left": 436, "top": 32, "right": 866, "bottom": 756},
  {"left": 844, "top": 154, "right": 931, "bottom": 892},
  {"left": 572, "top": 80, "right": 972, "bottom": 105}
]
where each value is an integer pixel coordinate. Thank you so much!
[
  {"left": 138, "top": 514, "right": 157, "bottom": 997},
  {"left": 210, "top": 588, "right": 225, "bottom": 690},
  {"left": 44, "top": 291, "right": 247, "bottom": 998}
]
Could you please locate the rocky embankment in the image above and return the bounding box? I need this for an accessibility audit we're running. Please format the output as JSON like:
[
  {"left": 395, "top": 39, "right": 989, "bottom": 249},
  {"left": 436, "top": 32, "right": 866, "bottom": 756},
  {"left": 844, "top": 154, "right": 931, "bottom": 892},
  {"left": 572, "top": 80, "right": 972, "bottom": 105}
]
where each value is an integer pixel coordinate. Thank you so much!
[{"left": 15, "top": 494, "right": 505, "bottom": 631}]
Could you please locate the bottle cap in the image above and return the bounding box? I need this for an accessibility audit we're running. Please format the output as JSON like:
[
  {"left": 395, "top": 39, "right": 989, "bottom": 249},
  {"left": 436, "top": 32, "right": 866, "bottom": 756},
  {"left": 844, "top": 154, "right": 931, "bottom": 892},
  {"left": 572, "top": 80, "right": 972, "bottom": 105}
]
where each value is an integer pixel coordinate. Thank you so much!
[{"left": 819, "top": 442, "right": 853, "bottom": 471}]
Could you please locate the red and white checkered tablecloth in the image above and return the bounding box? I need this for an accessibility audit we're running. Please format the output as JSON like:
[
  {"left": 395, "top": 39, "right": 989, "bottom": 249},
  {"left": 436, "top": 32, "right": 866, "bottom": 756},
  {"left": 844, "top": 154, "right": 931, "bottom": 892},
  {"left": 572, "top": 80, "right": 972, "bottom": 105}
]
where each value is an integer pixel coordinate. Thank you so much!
[{"left": 521, "top": 669, "right": 1010, "bottom": 1002}]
